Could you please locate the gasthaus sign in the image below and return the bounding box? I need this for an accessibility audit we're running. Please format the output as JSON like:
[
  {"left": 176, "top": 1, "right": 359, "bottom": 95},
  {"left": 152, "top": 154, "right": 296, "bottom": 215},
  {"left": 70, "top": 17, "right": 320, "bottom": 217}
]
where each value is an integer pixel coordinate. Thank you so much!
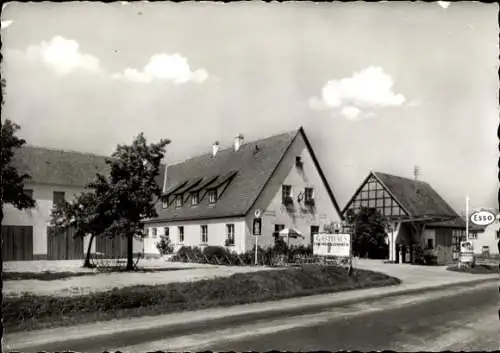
[
  {"left": 313, "top": 233, "right": 351, "bottom": 257},
  {"left": 469, "top": 209, "right": 497, "bottom": 226}
]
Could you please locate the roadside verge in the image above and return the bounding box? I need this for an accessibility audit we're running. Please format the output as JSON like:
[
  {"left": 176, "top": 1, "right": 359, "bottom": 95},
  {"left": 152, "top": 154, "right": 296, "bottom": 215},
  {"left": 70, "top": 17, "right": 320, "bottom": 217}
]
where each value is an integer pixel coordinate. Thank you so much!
[{"left": 5, "top": 274, "right": 497, "bottom": 352}]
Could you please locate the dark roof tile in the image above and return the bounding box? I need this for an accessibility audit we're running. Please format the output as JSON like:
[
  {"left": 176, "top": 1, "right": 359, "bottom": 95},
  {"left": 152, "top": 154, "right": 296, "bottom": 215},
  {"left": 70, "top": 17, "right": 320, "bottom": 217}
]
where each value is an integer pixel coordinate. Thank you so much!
[
  {"left": 11, "top": 146, "right": 166, "bottom": 188},
  {"left": 153, "top": 129, "right": 300, "bottom": 221},
  {"left": 373, "top": 172, "right": 459, "bottom": 219}
]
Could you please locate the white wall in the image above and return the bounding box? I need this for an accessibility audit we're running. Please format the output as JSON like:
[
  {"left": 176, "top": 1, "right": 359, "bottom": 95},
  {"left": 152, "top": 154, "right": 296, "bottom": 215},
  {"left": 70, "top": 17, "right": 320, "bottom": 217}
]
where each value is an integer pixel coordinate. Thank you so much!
[
  {"left": 245, "top": 131, "right": 341, "bottom": 250},
  {"left": 469, "top": 220, "right": 499, "bottom": 255},
  {"left": 3, "top": 182, "right": 86, "bottom": 256},
  {"left": 146, "top": 218, "right": 246, "bottom": 254}
]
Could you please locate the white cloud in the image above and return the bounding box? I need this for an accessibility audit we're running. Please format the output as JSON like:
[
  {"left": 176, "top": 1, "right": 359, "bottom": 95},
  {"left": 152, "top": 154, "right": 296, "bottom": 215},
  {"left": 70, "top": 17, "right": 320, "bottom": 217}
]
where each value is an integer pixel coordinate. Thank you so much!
[
  {"left": 322, "top": 66, "right": 405, "bottom": 108},
  {"left": 408, "top": 99, "right": 422, "bottom": 107},
  {"left": 340, "top": 106, "right": 361, "bottom": 120},
  {"left": 1, "top": 20, "right": 13, "bottom": 29},
  {"left": 113, "top": 53, "right": 209, "bottom": 84},
  {"left": 25, "top": 36, "right": 101, "bottom": 75},
  {"left": 310, "top": 66, "right": 407, "bottom": 120},
  {"left": 437, "top": 1, "right": 451, "bottom": 9}
]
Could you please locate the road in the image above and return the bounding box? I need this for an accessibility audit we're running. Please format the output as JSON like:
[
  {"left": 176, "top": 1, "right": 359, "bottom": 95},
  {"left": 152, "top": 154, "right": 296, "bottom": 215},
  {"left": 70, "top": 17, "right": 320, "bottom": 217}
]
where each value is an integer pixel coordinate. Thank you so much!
[
  {"left": 7, "top": 281, "right": 499, "bottom": 352},
  {"left": 204, "top": 283, "right": 500, "bottom": 352}
]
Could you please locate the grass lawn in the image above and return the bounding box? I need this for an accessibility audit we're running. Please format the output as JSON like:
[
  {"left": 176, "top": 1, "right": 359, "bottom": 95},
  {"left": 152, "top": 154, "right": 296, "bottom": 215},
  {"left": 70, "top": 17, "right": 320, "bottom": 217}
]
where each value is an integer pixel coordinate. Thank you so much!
[
  {"left": 447, "top": 264, "right": 499, "bottom": 274},
  {"left": 2, "top": 267, "right": 200, "bottom": 281},
  {"left": 3, "top": 264, "right": 400, "bottom": 333}
]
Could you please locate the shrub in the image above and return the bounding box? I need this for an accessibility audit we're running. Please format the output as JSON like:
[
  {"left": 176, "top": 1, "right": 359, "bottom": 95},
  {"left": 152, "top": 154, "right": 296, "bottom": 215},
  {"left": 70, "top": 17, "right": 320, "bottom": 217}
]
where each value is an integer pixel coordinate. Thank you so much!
[
  {"left": 203, "top": 246, "right": 230, "bottom": 265},
  {"left": 156, "top": 236, "right": 175, "bottom": 255},
  {"left": 423, "top": 253, "right": 438, "bottom": 265},
  {"left": 172, "top": 246, "right": 204, "bottom": 263},
  {"left": 413, "top": 245, "right": 426, "bottom": 265},
  {"left": 273, "top": 236, "right": 289, "bottom": 255}
]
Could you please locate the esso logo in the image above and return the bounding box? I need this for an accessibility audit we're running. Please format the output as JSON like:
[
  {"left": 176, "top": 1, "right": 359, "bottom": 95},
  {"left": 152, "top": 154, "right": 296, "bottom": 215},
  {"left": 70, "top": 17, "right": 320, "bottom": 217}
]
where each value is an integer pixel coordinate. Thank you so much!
[{"left": 470, "top": 210, "right": 497, "bottom": 226}]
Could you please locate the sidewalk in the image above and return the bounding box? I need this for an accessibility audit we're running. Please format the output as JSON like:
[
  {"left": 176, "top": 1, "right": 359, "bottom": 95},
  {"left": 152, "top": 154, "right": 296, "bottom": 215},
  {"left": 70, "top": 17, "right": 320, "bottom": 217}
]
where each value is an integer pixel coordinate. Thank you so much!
[{"left": 5, "top": 263, "right": 498, "bottom": 351}]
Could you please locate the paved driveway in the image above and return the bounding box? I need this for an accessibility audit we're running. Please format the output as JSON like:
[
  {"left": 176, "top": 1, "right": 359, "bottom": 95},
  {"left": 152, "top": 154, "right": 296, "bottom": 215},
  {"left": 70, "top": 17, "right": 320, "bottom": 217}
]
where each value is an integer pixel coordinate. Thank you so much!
[{"left": 353, "top": 259, "right": 495, "bottom": 286}]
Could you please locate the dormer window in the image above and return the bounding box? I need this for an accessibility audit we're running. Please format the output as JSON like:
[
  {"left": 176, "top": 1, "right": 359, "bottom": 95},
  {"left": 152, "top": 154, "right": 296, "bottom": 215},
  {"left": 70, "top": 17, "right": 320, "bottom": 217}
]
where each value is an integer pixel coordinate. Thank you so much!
[
  {"left": 175, "top": 194, "right": 183, "bottom": 208},
  {"left": 208, "top": 189, "right": 217, "bottom": 204},
  {"left": 191, "top": 192, "right": 199, "bottom": 206}
]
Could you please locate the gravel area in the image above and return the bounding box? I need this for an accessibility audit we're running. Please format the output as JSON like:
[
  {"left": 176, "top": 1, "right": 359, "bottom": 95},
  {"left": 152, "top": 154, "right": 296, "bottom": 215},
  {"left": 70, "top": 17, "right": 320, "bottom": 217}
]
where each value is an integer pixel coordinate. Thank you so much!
[
  {"left": 3, "top": 258, "right": 210, "bottom": 273},
  {"left": 3, "top": 259, "right": 278, "bottom": 297}
]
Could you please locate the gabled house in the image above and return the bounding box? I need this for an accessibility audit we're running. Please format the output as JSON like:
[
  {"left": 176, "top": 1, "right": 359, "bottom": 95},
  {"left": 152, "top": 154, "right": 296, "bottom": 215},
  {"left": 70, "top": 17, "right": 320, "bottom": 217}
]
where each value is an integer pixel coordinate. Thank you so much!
[
  {"left": 342, "top": 171, "right": 465, "bottom": 265},
  {"left": 144, "top": 127, "right": 342, "bottom": 255},
  {"left": 2, "top": 146, "right": 151, "bottom": 260}
]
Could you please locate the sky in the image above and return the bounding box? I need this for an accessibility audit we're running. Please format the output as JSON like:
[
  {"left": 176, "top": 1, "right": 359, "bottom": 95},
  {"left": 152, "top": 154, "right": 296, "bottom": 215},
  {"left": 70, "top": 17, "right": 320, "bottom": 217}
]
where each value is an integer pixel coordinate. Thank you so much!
[{"left": 1, "top": 1, "right": 499, "bottom": 214}]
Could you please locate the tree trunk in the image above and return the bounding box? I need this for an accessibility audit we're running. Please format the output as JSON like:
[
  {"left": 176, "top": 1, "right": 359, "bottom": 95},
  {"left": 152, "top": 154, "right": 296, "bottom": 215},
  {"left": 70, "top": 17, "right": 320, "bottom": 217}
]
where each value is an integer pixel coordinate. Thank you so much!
[
  {"left": 83, "top": 234, "right": 96, "bottom": 268},
  {"left": 126, "top": 232, "right": 134, "bottom": 271}
]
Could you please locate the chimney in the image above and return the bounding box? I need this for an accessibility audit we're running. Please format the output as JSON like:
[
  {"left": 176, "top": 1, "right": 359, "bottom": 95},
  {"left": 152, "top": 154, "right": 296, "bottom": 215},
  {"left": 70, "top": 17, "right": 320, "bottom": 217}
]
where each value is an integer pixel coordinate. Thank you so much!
[
  {"left": 212, "top": 141, "right": 220, "bottom": 157},
  {"left": 413, "top": 165, "right": 420, "bottom": 180},
  {"left": 233, "top": 134, "right": 244, "bottom": 152}
]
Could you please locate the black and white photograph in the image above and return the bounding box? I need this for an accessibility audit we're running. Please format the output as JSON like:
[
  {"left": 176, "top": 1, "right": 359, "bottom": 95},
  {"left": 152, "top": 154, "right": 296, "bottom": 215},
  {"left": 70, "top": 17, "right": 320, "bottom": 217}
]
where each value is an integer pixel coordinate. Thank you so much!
[{"left": 1, "top": 1, "right": 499, "bottom": 352}]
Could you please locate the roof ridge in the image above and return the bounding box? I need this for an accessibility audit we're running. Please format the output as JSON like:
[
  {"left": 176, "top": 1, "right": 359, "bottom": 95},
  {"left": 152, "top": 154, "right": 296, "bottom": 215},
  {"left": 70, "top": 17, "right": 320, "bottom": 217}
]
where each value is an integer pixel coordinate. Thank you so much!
[
  {"left": 167, "top": 129, "right": 299, "bottom": 167},
  {"left": 372, "top": 171, "right": 429, "bottom": 185},
  {"left": 22, "top": 145, "right": 109, "bottom": 158}
]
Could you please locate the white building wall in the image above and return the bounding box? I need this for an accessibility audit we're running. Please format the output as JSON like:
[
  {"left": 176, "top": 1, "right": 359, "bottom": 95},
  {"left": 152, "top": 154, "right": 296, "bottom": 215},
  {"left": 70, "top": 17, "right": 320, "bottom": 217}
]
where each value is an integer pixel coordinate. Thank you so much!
[
  {"left": 469, "top": 220, "right": 499, "bottom": 255},
  {"left": 245, "top": 132, "right": 341, "bottom": 251},
  {"left": 3, "top": 182, "right": 86, "bottom": 257},
  {"left": 146, "top": 218, "right": 247, "bottom": 254}
]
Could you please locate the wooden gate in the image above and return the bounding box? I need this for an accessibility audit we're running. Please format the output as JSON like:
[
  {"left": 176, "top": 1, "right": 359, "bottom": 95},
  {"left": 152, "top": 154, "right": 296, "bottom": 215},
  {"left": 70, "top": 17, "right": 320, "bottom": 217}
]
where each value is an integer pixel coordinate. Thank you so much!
[
  {"left": 47, "top": 227, "right": 84, "bottom": 260},
  {"left": 1, "top": 226, "right": 34, "bottom": 261},
  {"left": 96, "top": 236, "right": 128, "bottom": 258},
  {"left": 95, "top": 236, "right": 144, "bottom": 258}
]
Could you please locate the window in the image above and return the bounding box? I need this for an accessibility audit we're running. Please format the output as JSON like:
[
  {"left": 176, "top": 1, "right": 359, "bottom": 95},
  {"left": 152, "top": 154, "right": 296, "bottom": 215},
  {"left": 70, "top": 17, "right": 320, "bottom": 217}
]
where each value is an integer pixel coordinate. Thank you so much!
[
  {"left": 24, "top": 189, "right": 34, "bottom": 199},
  {"left": 275, "top": 224, "right": 285, "bottom": 232},
  {"left": 53, "top": 191, "right": 65, "bottom": 205},
  {"left": 282, "top": 185, "right": 292, "bottom": 204},
  {"left": 496, "top": 230, "right": 499, "bottom": 240},
  {"left": 164, "top": 227, "right": 169, "bottom": 238},
  {"left": 201, "top": 225, "right": 208, "bottom": 243},
  {"left": 427, "top": 238, "right": 434, "bottom": 250},
  {"left": 274, "top": 224, "right": 285, "bottom": 238},
  {"left": 191, "top": 192, "right": 199, "bottom": 206},
  {"left": 178, "top": 226, "right": 184, "bottom": 243},
  {"left": 310, "top": 225, "right": 320, "bottom": 244},
  {"left": 469, "top": 232, "right": 478, "bottom": 240},
  {"left": 208, "top": 189, "right": 217, "bottom": 204},
  {"left": 152, "top": 227, "right": 157, "bottom": 238},
  {"left": 162, "top": 196, "right": 168, "bottom": 209},
  {"left": 226, "top": 224, "right": 235, "bottom": 246},
  {"left": 175, "top": 194, "right": 183, "bottom": 208},
  {"left": 304, "top": 187, "right": 314, "bottom": 206}
]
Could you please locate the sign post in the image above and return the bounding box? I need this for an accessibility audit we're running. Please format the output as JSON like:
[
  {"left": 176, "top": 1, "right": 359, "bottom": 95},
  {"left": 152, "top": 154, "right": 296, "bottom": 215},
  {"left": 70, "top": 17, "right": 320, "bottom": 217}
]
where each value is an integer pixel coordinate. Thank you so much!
[
  {"left": 253, "top": 209, "right": 262, "bottom": 266},
  {"left": 313, "top": 232, "right": 351, "bottom": 272},
  {"left": 459, "top": 240, "right": 474, "bottom": 268}
]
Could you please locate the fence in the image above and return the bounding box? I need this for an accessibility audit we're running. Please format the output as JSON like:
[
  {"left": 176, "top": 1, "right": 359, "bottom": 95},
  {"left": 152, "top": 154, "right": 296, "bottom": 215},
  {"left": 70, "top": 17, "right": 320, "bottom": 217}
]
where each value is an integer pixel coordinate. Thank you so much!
[
  {"left": 95, "top": 236, "right": 143, "bottom": 258},
  {"left": 1, "top": 225, "right": 34, "bottom": 261},
  {"left": 47, "top": 227, "right": 84, "bottom": 260}
]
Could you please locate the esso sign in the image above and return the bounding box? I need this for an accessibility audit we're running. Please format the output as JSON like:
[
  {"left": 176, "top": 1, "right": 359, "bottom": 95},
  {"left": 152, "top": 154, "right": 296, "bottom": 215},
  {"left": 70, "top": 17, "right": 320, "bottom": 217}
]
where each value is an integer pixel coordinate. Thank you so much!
[{"left": 470, "top": 210, "right": 497, "bottom": 226}]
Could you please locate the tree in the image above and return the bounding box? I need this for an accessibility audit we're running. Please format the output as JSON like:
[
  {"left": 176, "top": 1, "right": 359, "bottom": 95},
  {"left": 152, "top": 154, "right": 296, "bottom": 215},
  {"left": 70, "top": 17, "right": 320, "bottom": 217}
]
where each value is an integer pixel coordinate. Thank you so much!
[
  {"left": 345, "top": 207, "right": 388, "bottom": 259},
  {"left": 50, "top": 175, "right": 116, "bottom": 267},
  {"left": 1, "top": 117, "right": 36, "bottom": 226},
  {"left": 51, "top": 133, "right": 170, "bottom": 270}
]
